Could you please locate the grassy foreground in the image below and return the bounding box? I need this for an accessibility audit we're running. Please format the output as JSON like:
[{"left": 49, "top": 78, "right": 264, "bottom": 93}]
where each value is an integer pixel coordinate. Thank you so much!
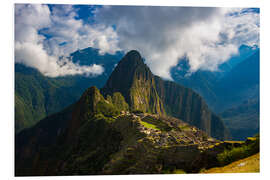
[{"left": 201, "top": 153, "right": 259, "bottom": 173}]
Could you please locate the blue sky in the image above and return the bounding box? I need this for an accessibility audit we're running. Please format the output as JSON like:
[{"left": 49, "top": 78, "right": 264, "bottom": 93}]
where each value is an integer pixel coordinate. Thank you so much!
[{"left": 15, "top": 4, "right": 259, "bottom": 79}]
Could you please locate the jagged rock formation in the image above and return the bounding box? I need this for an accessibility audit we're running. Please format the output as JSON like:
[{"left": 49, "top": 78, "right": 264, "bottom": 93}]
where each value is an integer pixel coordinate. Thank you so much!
[{"left": 102, "top": 50, "right": 228, "bottom": 140}]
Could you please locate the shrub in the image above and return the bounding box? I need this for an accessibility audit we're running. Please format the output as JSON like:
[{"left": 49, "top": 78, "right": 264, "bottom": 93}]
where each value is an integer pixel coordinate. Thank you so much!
[
  {"left": 96, "top": 101, "right": 120, "bottom": 118},
  {"left": 112, "top": 92, "right": 129, "bottom": 111},
  {"left": 217, "top": 135, "right": 259, "bottom": 166}
]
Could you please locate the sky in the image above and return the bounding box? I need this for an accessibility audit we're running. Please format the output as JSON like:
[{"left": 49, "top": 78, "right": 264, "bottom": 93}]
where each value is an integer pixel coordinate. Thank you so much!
[{"left": 14, "top": 4, "right": 260, "bottom": 79}]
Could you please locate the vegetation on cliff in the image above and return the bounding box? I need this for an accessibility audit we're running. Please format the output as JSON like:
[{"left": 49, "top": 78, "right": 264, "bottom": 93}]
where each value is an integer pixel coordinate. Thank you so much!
[{"left": 15, "top": 47, "right": 123, "bottom": 133}]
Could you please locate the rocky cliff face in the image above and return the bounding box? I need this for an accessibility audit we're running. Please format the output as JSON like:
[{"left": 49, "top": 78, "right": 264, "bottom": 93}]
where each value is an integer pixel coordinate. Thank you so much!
[
  {"left": 154, "top": 76, "right": 212, "bottom": 135},
  {"left": 102, "top": 50, "right": 165, "bottom": 115},
  {"left": 102, "top": 50, "right": 228, "bottom": 140}
]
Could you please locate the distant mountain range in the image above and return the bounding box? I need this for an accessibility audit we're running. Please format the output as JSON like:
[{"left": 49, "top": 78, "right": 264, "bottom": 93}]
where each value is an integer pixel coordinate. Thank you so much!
[
  {"left": 171, "top": 45, "right": 259, "bottom": 112},
  {"left": 171, "top": 47, "right": 259, "bottom": 140},
  {"left": 220, "top": 98, "right": 259, "bottom": 140},
  {"left": 15, "top": 46, "right": 259, "bottom": 141},
  {"left": 16, "top": 50, "right": 231, "bottom": 176}
]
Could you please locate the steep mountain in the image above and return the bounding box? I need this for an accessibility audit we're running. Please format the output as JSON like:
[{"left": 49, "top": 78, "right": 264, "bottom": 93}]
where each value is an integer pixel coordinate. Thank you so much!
[
  {"left": 171, "top": 49, "right": 259, "bottom": 140},
  {"left": 171, "top": 47, "right": 259, "bottom": 112},
  {"left": 101, "top": 50, "right": 165, "bottom": 115},
  {"left": 220, "top": 98, "right": 259, "bottom": 140},
  {"left": 102, "top": 50, "right": 228, "bottom": 140},
  {"left": 215, "top": 50, "right": 259, "bottom": 111},
  {"left": 171, "top": 66, "right": 220, "bottom": 111},
  {"left": 16, "top": 86, "right": 230, "bottom": 176},
  {"left": 16, "top": 50, "right": 234, "bottom": 176},
  {"left": 15, "top": 64, "right": 84, "bottom": 133},
  {"left": 218, "top": 45, "right": 258, "bottom": 75},
  {"left": 15, "top": 63, "right": 106, "bottom": 133},
  {"left": 154, "top": 76, "right": 227, "bottom": 140},
  {"left": 15, "top": 47, "right": 123, "bottom": 133}
]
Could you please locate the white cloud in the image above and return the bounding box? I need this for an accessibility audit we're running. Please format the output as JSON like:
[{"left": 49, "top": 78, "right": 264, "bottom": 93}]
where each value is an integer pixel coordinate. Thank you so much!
[
  {"left": 42, "top": 5, "right": 120, "bottom": 57},
  {"left": 222, "top": 8, "right": 260, "bottom": 48},
  {"left": 15, "top": 5, "right": 259, "bottom": 79},
  {"left": 15, "top": 41, "right": 104, "bottom": 77},
  {"left": 95, "top": 6, "right": 259, "bottom": 79},
  {"left": 14, "top": 4, "right": 118, "bottom": 77}
]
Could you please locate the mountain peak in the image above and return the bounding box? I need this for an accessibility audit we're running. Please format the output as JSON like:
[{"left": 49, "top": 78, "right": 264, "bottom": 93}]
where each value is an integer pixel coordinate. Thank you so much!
[
  {"left": 79, "top": 86, "right": 104, "bottom": 112},
  {"left": 119, "top": 50, "right": 144, "bottom": 67},
  {"left": 125, "top": 50, "right": 142, "bottom": 59},
  {"left": 102, "top": 50, "right": 228, "bottom": 140},
  {"left": 81, "top": 86, "right": 101, "bottom": 99},
  {"left": 102, "top": 50, "right": 148, "bottom": 97},
  {"left": 101, "top": 50, "right": 164, "bottom": 114}
]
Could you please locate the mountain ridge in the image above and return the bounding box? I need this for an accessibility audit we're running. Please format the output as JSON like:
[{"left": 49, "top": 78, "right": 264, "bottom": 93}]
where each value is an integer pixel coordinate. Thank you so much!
[
  {"left": 16, "top": 84, "right": 229, "bottom": 175},
  {"left": 102, "top": 50, "right": 228, "bottom": 139},
  {"left": 171, "top": 48, "right": 259, "bottom": 113}
]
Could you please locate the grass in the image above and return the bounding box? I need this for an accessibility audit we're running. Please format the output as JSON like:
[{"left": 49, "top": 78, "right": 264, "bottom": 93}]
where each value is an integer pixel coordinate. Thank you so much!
[
  {"left": 141, "top": 116, "right": 172, "bottom": 132},
  {"left": 162, "top": 169, "right": 186, "bottom": 174},
  {"left": 140, "top": 121, "right": 160, "bottom": 131},
  {"left": 202, "top": 153, "right": 259, "bottom": 173},
  {"left": 247, "top": 137, "right": 257, "bottom": 141},
  {"left": 179, "top": 124, "right": 191, "bottom": 131},
  {"left": 172, "top": 169, "right": 186, "bottom": 174}
]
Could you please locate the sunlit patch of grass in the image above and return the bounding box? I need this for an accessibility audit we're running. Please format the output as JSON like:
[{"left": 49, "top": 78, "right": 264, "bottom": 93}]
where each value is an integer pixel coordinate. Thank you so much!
[
  {"left": 173, "top": 169, "right": 186, "bottom": 174},
  {"left": 141, "top": 116, "right": 172, "bottom": 131},
  {"left": 179, "top": 124, "right": 191, "bottom": 131},
  {"left": 140, "top": 121, "right": 160, "bottom": 131},
  {"left": 162, "top": 169, "right": 186, "bottom": 174},
  {"left": 247, "top": 137, "right": 257, "bottom": 141}
]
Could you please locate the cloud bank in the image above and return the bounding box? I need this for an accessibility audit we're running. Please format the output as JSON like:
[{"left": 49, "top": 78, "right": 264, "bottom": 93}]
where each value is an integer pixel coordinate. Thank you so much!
[
  {"left": 15, "top": 4, "right": 259, "bottom": 79},
  {"left": 95, "top": 6, "right": 259, "bottom": 79}
]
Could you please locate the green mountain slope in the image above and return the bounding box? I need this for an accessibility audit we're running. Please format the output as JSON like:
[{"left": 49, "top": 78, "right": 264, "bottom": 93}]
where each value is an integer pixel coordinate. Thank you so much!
[
  {"left": 15, "top": 64, "right": 103, "bottom": 133},
  {"left": 102, "top": 50, "right": 165, "bottom": 115},
  {"left": 102, "top": 50, "right": 228, "bottom": 140},
  {"left": 15, "top": 47, "right": 123, "bottom": 133},
  {"left": 15, "top": 64, "right": 73, "bottom": 133},
  {"left": 15, "top": 86, "right": 226, "bottom": 176},
  {"left": 220, "top": 99, "right": 259, "bottom": 140},
  {"left": 15, "top": 50, "right": 233, "bottom": 176}
]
